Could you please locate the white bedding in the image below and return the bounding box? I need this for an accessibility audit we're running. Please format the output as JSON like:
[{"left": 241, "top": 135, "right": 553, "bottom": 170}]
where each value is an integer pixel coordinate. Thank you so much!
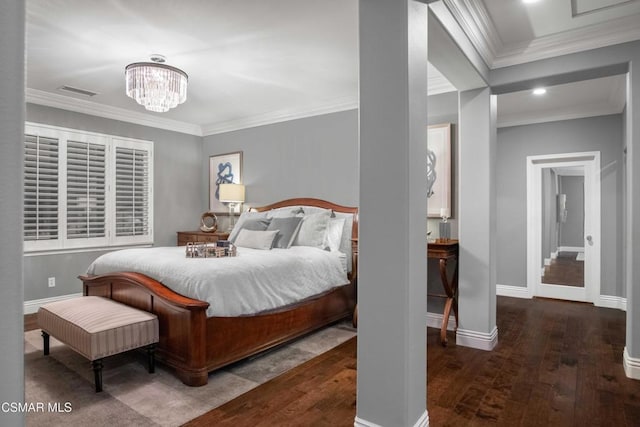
[{"left": 86, "top": 246, "right": 349, "bottom": 317}]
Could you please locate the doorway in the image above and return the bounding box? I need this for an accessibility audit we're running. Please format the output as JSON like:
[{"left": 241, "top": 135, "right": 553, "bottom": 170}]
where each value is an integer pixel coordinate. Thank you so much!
[{"left": 527, "top": 152, "right": 601, "bottom": 303}]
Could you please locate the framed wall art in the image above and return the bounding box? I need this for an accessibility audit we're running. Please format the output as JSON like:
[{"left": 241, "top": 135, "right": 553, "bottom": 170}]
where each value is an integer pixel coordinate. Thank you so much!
[
  {"left": 209, "top": 151, "right": 243, "bottom": 213},
  {"left": 427, "top": 123, "right": 452, "bottom": 218}
]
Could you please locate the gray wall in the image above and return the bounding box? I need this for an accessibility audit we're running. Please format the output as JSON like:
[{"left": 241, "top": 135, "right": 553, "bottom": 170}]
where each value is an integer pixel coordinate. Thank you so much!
[
  {"left": 25, "top": 94, "right": 459, "bottom": 311},
  {"left": 24, "top": 104, "right": 203, "bottom": 302},
  {"left": 559, "top": 175, "right": 585, "bottom": 248},
  {"left": 202, "top": 95, "right": 459, "bottom": 317},
  {"left": 202, "top": 110, "right": 359, "bottom": 213},
  {"left": 0, "top": 1, "right": 25, "bottom": 424},
  {"left": 497, "top": 114, "right": 624, "bottom": 297}
]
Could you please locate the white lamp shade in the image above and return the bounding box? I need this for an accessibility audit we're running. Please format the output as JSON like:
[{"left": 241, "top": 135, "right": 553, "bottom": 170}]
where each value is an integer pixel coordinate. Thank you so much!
[{"left": 219, "top": 184, "right": 245, "bottom": 203}]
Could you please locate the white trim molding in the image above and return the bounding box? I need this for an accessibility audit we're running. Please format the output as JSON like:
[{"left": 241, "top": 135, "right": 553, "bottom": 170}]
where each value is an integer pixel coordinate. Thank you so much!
[
  {"left": 24, "top": 293, "right": 83, "bottom": 315},
  {"left": 558, "top": 246, "right": 585, "bottom": 253},
  {"left": 456, "top": 326, "right": 498, "bottom": 351},
  {"left": 27, "top": 88, "right": 360, "bottom": 139},
  {"left": 201, "top": 97, "right": 358, "bottom": 136},
  {"left": 27, "top": 88, "right": 202, "bottom": 136},
  {"left": 623, "top": 347, "right": 640, "bottom": 380},
  {"left": 492, "top": 13, "right": 640, "bottom": 68},
  {"left": 443, "top": 0, "right": 640, "bottom": 69},
  {"left": 354, "top": 410, "right": 429, "bottom": 427},
  {"left": 597, "top": 295, "right": 627, "bottom": 311},
  {"left": 526, "top": 152, "right": 601, "bottom": 304},
  {"left": 426, "top": 312, "right": 457, "bottom": 331},
  {"left": 496, "top": 285, "right": 532, "bottom": 299}
]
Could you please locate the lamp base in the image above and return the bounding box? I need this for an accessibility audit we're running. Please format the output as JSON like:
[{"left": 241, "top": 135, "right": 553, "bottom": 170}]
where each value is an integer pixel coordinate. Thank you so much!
[{"left": 227, "top": 203, "right": 236, "bottom": 232}]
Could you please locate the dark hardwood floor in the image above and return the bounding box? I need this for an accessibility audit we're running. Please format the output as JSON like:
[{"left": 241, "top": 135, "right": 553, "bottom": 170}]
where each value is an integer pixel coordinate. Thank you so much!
[
  {"left": 184, "top": 296, "right": 640, "bottom": 427},
  {"left": 541, "top": 251, "right": 584, "bottom": 287}
]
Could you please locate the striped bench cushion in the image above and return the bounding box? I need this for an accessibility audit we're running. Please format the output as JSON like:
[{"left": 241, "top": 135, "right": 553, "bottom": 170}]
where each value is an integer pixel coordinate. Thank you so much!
[{"left": 38, "top": 296, "right": 159, "bottom": 360}]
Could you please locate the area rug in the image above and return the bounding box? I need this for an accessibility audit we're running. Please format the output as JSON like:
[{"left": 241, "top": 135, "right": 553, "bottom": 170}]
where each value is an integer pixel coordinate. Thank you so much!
[{"left": 24, "top": 322, "right": 356, "bottom": 427}]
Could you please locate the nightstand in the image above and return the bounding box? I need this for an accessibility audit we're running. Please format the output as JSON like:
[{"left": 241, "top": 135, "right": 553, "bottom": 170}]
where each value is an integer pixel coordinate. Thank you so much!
[{"left": 176, "top": 231, "right": 230, "bottom": 246}]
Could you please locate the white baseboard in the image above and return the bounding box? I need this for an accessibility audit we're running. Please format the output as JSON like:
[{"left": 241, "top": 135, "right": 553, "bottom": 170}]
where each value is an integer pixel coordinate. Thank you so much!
[
  {"left": 355, "top": 410, "right": 429, "bottom": 427},
  {"left": 456, "top": 326, "right": 498, "bottom": 351},
  {"left": 551, "top": 251, "right": 558, "bottom": 259},
  {"left": 426, "top": 312, "right": 456, "bottom": 331},
  {"left": 597, "top": 295, "right": 627, "bottom": 311},
  {"left": 496, "top": 284, "right": 532, "bottom": 299},
  {"left": 558, "top": 246, "right": 584, "bottom": 252},
  {"left": 23, "top": 293, "right": 83, "bottom": 315},
  {"left": 544, "top": 258, "right": 551, "bottom": 266},
  {"left": 623, "top": 347, "right": 640, "bottom": 380}
]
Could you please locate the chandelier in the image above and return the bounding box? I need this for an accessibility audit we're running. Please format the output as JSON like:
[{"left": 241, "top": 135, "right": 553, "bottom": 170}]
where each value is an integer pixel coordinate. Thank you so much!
[{"left": 125, "top": 55, "right": 188, "bottom": 113}]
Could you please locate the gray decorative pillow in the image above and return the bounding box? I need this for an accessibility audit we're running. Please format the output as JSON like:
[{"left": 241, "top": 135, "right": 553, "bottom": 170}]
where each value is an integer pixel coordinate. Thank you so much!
[
  {"left": 229, "top": 217, "right": 272, "bottom": 243},
  {"left": 228, "top": 211, "right": 270, "bottom": 242},
  {"left": 233, "top": 229, "right": 279, "bottom": 250},
  {"left": 267, "top": 217, "right": 303, "bottom": 249},
  {"left": 292, "top": 210, "right": 332, "bottom": 249}
]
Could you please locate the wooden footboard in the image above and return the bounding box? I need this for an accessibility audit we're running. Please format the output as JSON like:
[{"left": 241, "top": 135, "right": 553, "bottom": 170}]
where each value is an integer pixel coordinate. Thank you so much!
[
  {"left": 80, "top": 272, "right": 355, "bottom": 386},
  {"left": 81, "top": 272, "right": 211, "bottom": 385}
]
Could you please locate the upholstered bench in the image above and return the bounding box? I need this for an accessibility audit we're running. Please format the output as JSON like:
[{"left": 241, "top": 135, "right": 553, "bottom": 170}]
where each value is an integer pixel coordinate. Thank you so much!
[{"left": 37, "top": 296, "right": 159, "bottom": 392}]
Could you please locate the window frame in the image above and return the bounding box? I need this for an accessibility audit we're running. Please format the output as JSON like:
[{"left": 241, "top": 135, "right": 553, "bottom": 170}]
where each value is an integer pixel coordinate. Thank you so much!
[{"left": 24, "top": 123, "right": 154, "bottom": 254}]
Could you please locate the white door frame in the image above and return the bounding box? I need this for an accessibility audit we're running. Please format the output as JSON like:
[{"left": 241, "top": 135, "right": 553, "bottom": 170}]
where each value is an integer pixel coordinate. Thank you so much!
[{"left": 526, "top": 151, "right": 601, "bottom": 303}]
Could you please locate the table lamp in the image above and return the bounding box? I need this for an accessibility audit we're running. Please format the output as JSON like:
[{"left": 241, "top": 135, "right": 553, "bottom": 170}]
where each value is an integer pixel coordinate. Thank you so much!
[{"left": 219, "top": 183, "right": 245, "bottom": 231}]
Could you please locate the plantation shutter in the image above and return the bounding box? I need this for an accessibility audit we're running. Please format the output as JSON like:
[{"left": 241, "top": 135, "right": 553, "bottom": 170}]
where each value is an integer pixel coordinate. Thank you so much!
[
  {"left": 24, "top": 134, "right": 59, "bottom": 242},
  {"left": 115, "top": 146, "right": 150, "bottom": 238},
  {"left": 66, "top": 140, "right": 106, "bottom": 239}
]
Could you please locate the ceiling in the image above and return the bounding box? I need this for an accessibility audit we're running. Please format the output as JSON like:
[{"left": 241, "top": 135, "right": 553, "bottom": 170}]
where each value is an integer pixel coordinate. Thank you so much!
[{"left": 26, "top": 1, "right": 638, "bottom": 136}]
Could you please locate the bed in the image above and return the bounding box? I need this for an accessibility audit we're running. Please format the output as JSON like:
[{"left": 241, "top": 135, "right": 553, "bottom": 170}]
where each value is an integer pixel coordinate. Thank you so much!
[{"left": 79, "top": 198, "right": 358, "bottom": 386}]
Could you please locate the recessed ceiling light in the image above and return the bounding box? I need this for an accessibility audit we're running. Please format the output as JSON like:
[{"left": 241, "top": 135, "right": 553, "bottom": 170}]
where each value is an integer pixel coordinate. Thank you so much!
[
  {"left": 533, "top": 88, "right": 547, "bottom": 96},
  {"left": 523, "top": 0, "right": 540, "bottom": 4}
]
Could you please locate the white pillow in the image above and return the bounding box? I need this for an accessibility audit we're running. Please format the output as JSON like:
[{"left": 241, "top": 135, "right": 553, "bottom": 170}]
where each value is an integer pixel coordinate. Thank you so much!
[
  {"left": 234, "top": 229, "right": 279, "bottom": 250},
  {"left": 292, "top": 210, "right": 331, "bottom": 249},
  {"left": 333, "top": 212, "right": 354, "bottom": 273},
  {"left": 324, "top": 217, "right": 345, "bottom": 252},
  {"left": 268, "top": 206, "right": 305, "bottom": 218}
]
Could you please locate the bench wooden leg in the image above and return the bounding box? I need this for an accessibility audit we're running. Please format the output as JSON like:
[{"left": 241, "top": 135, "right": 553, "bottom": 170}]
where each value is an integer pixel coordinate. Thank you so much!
[
  {"left": 42, "top": 331, "right": 50, "bottom": 356},
  {"left": 92, "top": 359, "right": 103, "bottom": 392},
  {"left": 146, "top": 344, "right": 156, "bottom": 374}
]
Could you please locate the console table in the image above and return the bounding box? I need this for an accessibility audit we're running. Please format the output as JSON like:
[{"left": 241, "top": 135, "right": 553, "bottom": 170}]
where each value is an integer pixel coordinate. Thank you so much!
[{"left": 428, "top": 239, "right": 459, "bottom": 346}]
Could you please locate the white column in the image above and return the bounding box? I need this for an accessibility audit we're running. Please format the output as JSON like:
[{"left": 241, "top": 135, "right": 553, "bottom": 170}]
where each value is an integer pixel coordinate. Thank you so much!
[
  {"left": 457, "top": 88, "right": 498, "bottom": 351},
  {"left": 624, "top": 62, "right": 640, "bottom": 380},
  {"left": 0, "top": 0, "right": 25, "bottom": 425},
  {"left": 356, "top": 1, "right": 429, "bottom": 426}
]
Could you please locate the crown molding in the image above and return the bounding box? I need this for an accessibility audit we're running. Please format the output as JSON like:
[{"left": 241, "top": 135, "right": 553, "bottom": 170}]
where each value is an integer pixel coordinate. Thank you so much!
[
  {"left": 497, "top": 101, "right": 625, "bottom": 128},
  {"left": 444, "top": 1, "right": 640, "bottom": 69},
  {"left": 201, "top": 96, "right": 358, "bottom": 136},
  {"left": 442, "top": 0, "right": 501, "bottom": 68},
  {"left": 489, "top": 14, "right": 640, "bottom": 69},
  {"left": 26, "top": 88, "right": 203, "bottom": 136}
]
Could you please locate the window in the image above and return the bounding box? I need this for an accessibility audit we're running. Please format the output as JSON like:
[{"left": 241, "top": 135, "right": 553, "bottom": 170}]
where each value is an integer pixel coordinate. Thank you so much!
[{"left": 24, "top": 123, "right": 153, "bottom": 253}]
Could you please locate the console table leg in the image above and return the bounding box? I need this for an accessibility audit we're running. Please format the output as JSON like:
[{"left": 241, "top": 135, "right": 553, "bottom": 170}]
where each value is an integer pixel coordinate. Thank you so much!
[
  {"left": 441, "top": 298, "right": 454, "bottom": 346},
  {"left": 439, "top": 258, "right": 453, "bottom": 346}
]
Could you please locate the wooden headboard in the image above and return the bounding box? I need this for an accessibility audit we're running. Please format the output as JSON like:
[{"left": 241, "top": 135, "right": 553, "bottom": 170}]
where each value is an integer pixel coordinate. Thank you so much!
[{"left": 252, "top": 197, "right": 358, "bottom": 242}]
